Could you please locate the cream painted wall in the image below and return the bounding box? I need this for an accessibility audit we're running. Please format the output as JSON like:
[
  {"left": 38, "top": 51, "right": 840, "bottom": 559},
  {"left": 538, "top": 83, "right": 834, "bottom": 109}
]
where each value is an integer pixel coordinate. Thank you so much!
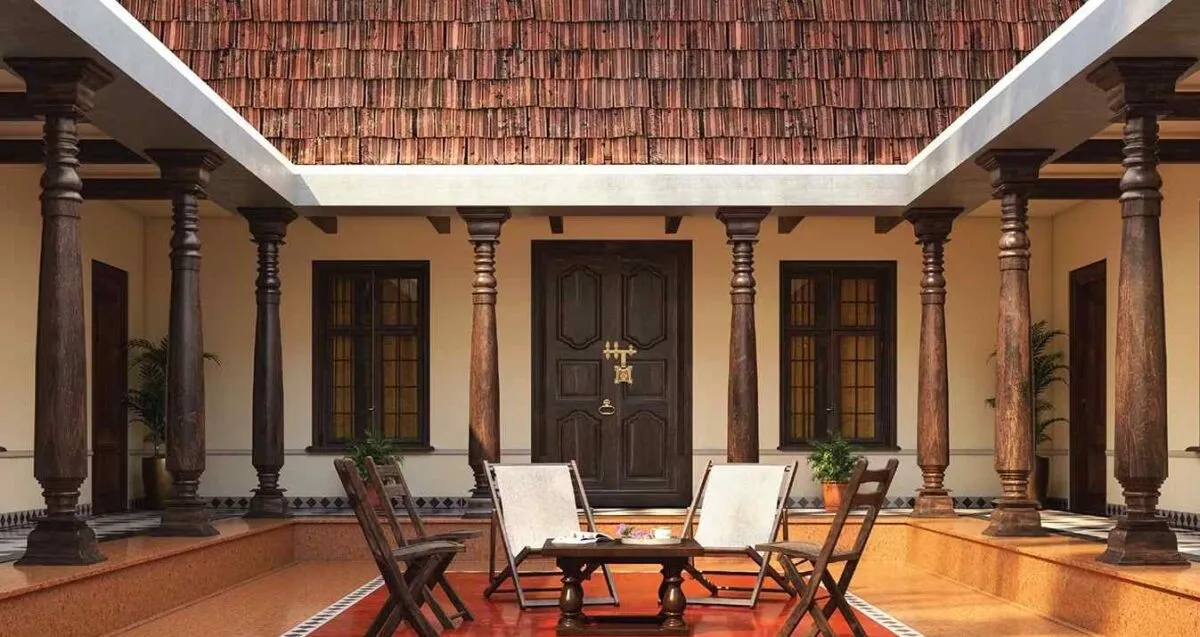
[
  {"left": 139, "top": 213, "right": 1051, "bottom": 504},
  {"left": 1049, "top": 164, "right": 1200, "bottom": 513},
  {"left": 0, "top": 166, "right": 146, "bottom": 513}
]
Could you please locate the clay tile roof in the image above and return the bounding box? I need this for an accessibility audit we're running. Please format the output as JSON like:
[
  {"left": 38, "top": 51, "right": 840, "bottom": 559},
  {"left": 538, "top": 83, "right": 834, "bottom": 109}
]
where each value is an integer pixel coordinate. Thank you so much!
[{"left": 118, "top": 0, "right": 1086, "bottom": 165}]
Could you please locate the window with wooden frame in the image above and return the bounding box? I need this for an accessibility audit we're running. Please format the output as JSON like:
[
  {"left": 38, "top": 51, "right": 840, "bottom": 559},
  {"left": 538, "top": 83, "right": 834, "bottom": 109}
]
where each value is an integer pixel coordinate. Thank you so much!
[
  {"left": 779, "top": 261, "right": 897, "bottom": 449},
  {"left": 311, "top": 261, "right": 431, "bottom": 451}
]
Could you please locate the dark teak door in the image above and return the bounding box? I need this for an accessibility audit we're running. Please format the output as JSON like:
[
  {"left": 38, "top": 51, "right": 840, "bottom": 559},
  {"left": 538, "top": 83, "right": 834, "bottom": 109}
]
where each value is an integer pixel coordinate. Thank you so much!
[
  {"left": 533, "top": 241, "right": 692, "bottom": 508},
  {"left": 91, "top": 260, "right": 129, "bottom": 515},
  {"left": 1069, "top": 260, "right": 1106, "bottom": 516}
]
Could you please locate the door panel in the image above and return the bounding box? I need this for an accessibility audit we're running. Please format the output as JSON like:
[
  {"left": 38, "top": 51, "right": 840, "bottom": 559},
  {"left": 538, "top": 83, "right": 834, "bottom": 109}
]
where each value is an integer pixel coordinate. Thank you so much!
[
  {"left": 1069, "top": 260, "right": 1107, "bottom": 516},
  {"left": 534, "top": 241, "right": 692, "bottom": 508},
  {"left": 91, "top": 261, "right": 129, "bottom": 515}
]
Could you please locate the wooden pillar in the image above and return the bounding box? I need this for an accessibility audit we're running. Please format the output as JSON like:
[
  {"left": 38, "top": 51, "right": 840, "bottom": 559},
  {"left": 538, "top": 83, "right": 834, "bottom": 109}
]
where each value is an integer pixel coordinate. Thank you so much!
[
  {"left": 904, "top": 208, "right": 961, "bottom": 517},
  {"left": 716, "top": 207, "right": 768, "bottom": 463},
  {"left": 976, "top": 149, "right": 1053, "bottom": 537},
  {"left": 148, "top": 149, "right": 224, "bottom": 537},
  {"left": 7, "top": 58, "right": 112, "bottom": 566},
  {"left": 1088, "top": 57, "right": 1195, "bottom": 565},
  {"left": 241, "top": 207, "right": 297, "bottom": 518},
  {"left": 458, "top": 207, "right": 509, "bottom": 513}
]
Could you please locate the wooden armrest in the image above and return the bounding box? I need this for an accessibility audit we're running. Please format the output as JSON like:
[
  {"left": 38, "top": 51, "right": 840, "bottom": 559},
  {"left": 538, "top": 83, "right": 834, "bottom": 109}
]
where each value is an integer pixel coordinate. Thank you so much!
[
  {"left": 392, "top": 540, "right": 464, "bottom": 562},
  {"left": 425, "top": 529, "right": 483, "bottom": 542}
]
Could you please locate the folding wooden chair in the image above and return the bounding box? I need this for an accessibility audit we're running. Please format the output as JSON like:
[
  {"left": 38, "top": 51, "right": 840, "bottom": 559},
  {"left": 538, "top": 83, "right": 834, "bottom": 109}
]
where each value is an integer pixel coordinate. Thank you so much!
[
  {"left": 681, "top": 461, "right": 798, "bottom": 607},
  {"left": 364, "top": 456, "right": 479, "bottom": 628},
  {"left": 483, "top": 460, "right": 619, "bottom": 609},
  {"left": 334, "top": 458, "right": 464, "bottom": 637},
  {"left": 756, "top": 458, "right": 899, "bottom": 637}
]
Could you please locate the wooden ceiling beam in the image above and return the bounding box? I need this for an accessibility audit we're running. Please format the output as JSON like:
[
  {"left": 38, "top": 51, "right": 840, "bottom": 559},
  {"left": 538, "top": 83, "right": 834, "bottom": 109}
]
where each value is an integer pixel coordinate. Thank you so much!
[
  {"left": 308, "top": 216, "right": 338, "bottom": 234},
  {"left": 426, "top": 215, "right": 451, "bottom": 234},
  {"left": 1166, "top": 92, "right": 1200, "bottom": 120},
  {"left": 874, "top": 216, "right": 904, "bottom": 234},
  {"left": 664, "top": 215, "right": 682, "bottom": 234},
  {"left": 0, "top": 92, "right": 36, "bottom": 120},
  {"left": 0, "top": 139, "right": 145, "bottom": 164},
  {"left": 548, "top": 216, "right": 564, "bottom": 234},
  {"left": 80, "top": 178, "right": 171, "bottom": 200},
  {"left": 1029, "top": 178, "right": 1121, "bottom": 200},
  {"left": 1056, "top": 139, "right": 1200, "bottom": 164},
  {"left": 777, "top": 216, "right": 804, "bottom": 234}
]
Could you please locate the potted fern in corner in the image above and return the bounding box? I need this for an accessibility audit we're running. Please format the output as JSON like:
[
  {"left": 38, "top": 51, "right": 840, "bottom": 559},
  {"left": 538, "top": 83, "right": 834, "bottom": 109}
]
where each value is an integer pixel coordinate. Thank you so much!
[
  {"left": 986, "top": 320, "right": 1068, "bottom": 506},
  {"left": 126, "top": 337, "right": 221, "bottom": 509},
  {"left": 808, "top": 436, "right": 861, "bottom": 511}
]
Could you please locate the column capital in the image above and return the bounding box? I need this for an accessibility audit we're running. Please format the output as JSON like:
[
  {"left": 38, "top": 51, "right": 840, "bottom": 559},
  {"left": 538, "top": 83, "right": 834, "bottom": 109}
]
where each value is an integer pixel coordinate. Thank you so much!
[
  {"left": 902, "top": 207, "right": 961, "bottom": 242},
  {"left": 240, "top": 207, "right": 298, "bottom": 240},
  {"left": 715, "top": 207, "right": 769, "bottom": 240},
  {"left": 147, "top": 149, "right": 224, "bottom": 196},
  {"left": 4, "top": 58, "right": 113, "bottom": 117},
  {"left": 976, "top": 149, "right": 1054, "bottom": 195},
  {"left": 457, "top": 207, "right": 510, "bottom": 239},
  {"left": 1087, "top": 57, "right": 1197, "bottom": 117}
]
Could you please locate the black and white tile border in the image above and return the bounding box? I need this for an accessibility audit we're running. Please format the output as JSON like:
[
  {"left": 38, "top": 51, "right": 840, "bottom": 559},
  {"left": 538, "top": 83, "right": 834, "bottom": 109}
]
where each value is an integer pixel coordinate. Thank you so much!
[
  {"left": 845, "top": 591, "right": 926, "bottom": 636},
  {"left": 280, "top": 577, "right": 385, "bottom": 637}
]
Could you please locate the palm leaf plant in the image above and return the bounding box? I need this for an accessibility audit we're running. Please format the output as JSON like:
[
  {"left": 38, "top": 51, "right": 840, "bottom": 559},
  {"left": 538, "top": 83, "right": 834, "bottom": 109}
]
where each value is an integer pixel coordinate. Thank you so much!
[
  {"left": 985, "top": 320, "right": 1069, "bottom": 449},
  {"left": 125, "top": 336, "right": 221, "bottom": 455}
]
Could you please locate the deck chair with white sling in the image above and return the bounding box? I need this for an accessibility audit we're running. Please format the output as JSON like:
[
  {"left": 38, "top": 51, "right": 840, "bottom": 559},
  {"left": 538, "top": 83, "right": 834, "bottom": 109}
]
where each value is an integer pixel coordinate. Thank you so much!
[
  {"left": 483, "top": 460, "right": 620, "bottom": 609},
  {"left": 681, "top": 460, "right": 798, "bottom": 607}
]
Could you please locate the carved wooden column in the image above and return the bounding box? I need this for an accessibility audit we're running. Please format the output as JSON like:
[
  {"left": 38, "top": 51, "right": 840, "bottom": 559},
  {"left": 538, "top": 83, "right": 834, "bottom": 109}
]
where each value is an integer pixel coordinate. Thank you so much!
[
  {"left": 7, "top": 58, "right": 112, "bottom": 565},
  {"left": 904, "top": 208, "right": 961, "bottom": 517},
  {"left": 1088, "top": 57, "right": 1195, "bottom": 565},
  {"left": 148, "top": 150, "right": 224, "bottom": 536},
  {"left": 716, "top": 207, "right": 769, "bottom": 463},
  {"left": 976, "top": 149, "right": 1052, "bottom": 537},
  {"left": 458, "top": 207, "right": 509, "bottom": 513},
  {"left": 241, "top": 208, "right": 297, "bottom": 518}
]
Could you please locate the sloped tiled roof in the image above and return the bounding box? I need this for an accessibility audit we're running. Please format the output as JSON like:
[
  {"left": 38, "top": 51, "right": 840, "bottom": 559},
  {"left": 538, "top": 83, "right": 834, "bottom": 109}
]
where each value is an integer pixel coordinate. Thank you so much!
[{"left": 120, "top": 0, "right": 1086, "bottom": 165}]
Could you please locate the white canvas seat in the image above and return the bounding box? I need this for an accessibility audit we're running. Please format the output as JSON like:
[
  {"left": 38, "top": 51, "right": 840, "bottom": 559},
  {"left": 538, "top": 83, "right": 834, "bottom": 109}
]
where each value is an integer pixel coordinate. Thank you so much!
[
  {"left": 681, "top": 461, "right": 798, "bottom": 607},
  {"left": 483, "top": 461, "right": 619, "bottom": 609}
]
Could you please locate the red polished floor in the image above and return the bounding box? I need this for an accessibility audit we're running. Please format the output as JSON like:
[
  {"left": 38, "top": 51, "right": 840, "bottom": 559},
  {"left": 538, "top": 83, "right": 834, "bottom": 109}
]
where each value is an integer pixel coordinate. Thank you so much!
[{"left": 296, "top": 572, "right": 904, "bottom": 636}]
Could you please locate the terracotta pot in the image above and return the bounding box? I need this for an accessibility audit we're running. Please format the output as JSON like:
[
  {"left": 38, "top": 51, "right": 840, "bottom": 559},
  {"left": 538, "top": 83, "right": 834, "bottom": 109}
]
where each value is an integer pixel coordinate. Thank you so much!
[
  {"left": 142, "top": 455, "right": 171, "bottom": 510},
  {"left": 822, "top": 481, "right": 849, "bottom": 512}
]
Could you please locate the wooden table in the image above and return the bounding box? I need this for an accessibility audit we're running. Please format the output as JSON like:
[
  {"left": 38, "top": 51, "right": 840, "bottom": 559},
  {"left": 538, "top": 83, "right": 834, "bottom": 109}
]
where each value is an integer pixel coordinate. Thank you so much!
[{"left": 541, "top": 538, "right": 704, "bottom": 636}]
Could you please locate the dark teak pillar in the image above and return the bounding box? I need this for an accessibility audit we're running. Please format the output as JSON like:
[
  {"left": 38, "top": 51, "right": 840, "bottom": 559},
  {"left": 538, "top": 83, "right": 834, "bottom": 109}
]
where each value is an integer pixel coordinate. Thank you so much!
[
  {"left": 8, "top": 58, "right": 112, "bottom": 566},
  {"left": 1089, "top": 57, "right": 1195, "bottom": 566},
  {"left": 716, "top": 207, "right": 769, "bottom": 463},
  {"left": 241, "top": 208, "right": 297, "bottom": 518},
  {"left": 149, "top": 150, "right": 224, "bottom": 537},
  {"left": 977, "top": 149, "right": 1052, "bottom": 537},
  {"left": 904, "top": 208, "right": 961, "bottom": 518},
  {"left": 458, "top": 207, "right": 509, "bottom": 514}
]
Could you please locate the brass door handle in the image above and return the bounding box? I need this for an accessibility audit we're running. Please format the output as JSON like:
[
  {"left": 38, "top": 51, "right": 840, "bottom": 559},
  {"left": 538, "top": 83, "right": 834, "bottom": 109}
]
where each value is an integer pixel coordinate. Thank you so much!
[{"left": 598, "top": 398, "right": 616, "bottom": 416}]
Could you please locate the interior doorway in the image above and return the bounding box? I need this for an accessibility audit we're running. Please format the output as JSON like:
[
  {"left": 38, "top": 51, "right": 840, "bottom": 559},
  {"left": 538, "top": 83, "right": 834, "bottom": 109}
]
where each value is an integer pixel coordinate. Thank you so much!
[
  {"left": 1068, "top": 260, "right": 1107, "bottom": 516},
  {"left": 91, "top": 260, "right": 129, "bottom": 515}
]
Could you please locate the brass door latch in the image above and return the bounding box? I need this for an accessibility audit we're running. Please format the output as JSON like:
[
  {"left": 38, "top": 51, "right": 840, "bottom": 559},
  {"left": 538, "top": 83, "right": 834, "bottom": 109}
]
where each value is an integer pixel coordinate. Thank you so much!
[{"left": 602, "top": 340, "right": 637, "bottom": 385}]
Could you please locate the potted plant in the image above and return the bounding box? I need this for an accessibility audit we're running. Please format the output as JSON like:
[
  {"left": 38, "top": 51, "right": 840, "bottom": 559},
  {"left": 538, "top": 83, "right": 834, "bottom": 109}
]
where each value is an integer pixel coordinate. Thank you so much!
[
  {"left": 808, "top": 436, "right": 860, "bottom": 511},
  {"left": 986, "top": 320, "right": 1068, "bottom": 506},
  {"left": 126, "top": 337, "right": 221, "bottom": 509},
  {"left": 345, "top": 431, "right": 401, "bottom": 509}
]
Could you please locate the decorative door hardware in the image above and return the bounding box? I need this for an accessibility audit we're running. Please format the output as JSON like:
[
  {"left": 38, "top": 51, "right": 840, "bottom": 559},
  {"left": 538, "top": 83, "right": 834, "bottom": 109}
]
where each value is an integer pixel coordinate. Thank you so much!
[
  {"left": 602, "top": 340, "right": 637, "bottom": 385},
  {"left": 598, "top": 398, "right": 616, "bottom": 416}
]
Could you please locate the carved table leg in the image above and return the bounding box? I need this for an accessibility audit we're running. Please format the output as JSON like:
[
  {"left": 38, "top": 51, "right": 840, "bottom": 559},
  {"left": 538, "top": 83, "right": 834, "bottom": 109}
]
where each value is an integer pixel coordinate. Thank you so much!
[
  {"left": 557, "top": 558, "right": 587, "bottom": 632},
  {"left": 660, "top": 559, "right": 688, "bottom": 631}
]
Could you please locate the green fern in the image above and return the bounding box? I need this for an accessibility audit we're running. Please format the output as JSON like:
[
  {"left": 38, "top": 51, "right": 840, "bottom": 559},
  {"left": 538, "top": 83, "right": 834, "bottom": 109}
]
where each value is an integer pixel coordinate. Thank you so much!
[{"left": 985, "top": 320, "right": 1068, "bottom": 448}]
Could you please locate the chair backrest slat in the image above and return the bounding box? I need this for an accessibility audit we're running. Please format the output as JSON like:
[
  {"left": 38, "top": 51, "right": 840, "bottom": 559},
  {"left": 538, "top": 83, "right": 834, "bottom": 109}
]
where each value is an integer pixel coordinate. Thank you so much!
[
  {"left": 812, "top": 458, "right": 899, "bottom": 568},
  {"left": 365, "top": 456, "right": 427, "bottom": 546},
  {"left": 333, "top": 458, "right": 407, "bottom": 590}
]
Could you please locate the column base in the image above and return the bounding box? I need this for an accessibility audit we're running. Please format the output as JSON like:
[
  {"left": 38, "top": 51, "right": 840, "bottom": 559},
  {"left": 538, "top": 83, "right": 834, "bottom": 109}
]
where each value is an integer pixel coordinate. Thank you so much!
[
  {"left": 463, "top": 488, "right": 494, "bottom": 518},
  {"left": 912, "top": 490, "right": 956, "bottom": 518},
  {"left": 1098, "top": 516, "right": 1187, "bottom": 566},
  {"left": 16, "top": 517, "right": 106, "bottom": 566},
  {"left": 151, "top": 500, "right": 219, "bottom": 537},
  {"left": 983, "top": 498, "right": 1046, "bottom": 537},
  {"left": 246, "top": 493, "right": 291, "bottom": 518}
]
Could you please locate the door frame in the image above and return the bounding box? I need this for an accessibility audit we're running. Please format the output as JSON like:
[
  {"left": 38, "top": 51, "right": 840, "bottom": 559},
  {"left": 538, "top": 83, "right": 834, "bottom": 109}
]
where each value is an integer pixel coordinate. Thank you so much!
[
  {"left": 1068, "top": 259, "right": 1106, "bottom": 515},
  {"left": 530, "top": 240, "right": 693, "bottom": 507},
  {"left": 91, "top": 259, "right": 129, "bottom": 514}
]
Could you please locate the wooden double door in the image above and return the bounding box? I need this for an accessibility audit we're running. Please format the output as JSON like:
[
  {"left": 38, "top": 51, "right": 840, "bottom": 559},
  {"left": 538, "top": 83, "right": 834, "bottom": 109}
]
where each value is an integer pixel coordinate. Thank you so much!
[{"left": 532, "top": 241, "right": 692, "bottom": 508}]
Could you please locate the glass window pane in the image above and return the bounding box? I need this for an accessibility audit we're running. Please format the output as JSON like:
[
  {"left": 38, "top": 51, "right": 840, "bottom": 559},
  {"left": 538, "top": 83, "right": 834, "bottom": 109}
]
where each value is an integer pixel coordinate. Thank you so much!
[
  {"left": 331, "top": 335, "right": 355, "bottom": 440},
  {"left": 788, "top": 335, "right": 818, "bottom": 442},
  {"left": 838, "top": 277, "right": 876, "bottom": 328},
  {"left": 837, "top": 334, "right": 876, "bottom": 441}
]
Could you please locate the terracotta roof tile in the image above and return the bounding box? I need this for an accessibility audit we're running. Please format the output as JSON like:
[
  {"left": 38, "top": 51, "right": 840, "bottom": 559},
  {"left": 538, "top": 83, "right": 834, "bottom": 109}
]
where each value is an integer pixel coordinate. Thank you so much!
[{"left": 118, "top": 0, "right": 1085, "bottom": 165}]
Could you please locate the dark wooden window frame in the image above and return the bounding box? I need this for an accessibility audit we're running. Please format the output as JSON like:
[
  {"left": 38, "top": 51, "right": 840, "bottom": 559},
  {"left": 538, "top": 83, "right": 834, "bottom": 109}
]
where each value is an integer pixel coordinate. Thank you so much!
[
  {"left": 778, "top": 260, "right": 898, "bottom": 451},
  {"left": 309, "top": 260, "right": 432, "bottom": 453}
]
